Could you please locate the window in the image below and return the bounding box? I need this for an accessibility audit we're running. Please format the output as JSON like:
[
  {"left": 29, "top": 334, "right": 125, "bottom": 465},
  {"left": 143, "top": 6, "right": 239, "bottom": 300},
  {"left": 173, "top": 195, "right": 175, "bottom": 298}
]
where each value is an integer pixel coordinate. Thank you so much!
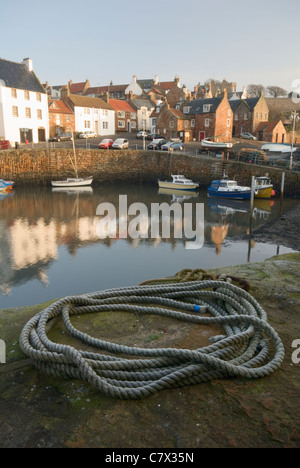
[
  {"left": 84, "top": 120, "right": 91, "bottom": 128},
  {"left": 170, "top": 121, "right": 174, "bottom": 128},
  {"left": 185, "top": 121, "right": 189, "bottom": 128},
  {"left": 244, "top": 113, "right": 248, "bottom": 120},
  {"left": 12, "top": 106, "right": 18, "bottom": 117},
  {"left": 118, "top": 111, "right": 125, "bottom": 118},
  {"left": 191, "top": 119, "right": 195, "bottom": 128},
  {"left": 205, "top": 118, "right": 210, "bottom": 127},
  {"left": 36, "top": 93, "right": 41, "bottom": 102},
  {"left": 94, "top": 109, "right": 98, "bottom": 114},
  {"left": 131, "top": 113, "right": 136, "bottom": 119},
  {"left": 66, "top": 115, "right": 70, "bottom": 122},
  {"left": 203, "top": 104, "right": 210, "bottom": 112},
  {"left": 25, "top": 107, "right": 31, "bottom": 118},
  {"left": 227, "top": 119, "right": 231, "bottom": 127},
  {"left": 131, "top": 121, "right": 136, "bottom": 129},
  {"left": 102, "top": 109, "right": 108, "bottom": 116},
  {"left": 24, "top": 91, "right": 30, "bottom": 100},
  {"left": 84, "top": 108, "right": 90, "bottom": 114},
  {"left": 103, "top": 122, "right": 108, "bottom": 129},
  {"left": 228, "top": 109, "right": 231, "bottom": 116},
  {"left": 235, "top": 114, "right": 239, "bottom": 121},
  {"left": 37, "top": 109, "right": 42, "bottom": 120},
  {"left": 11, "top": 89, "right": 17, "bottom": 98},
  {"left": 183, "top": 106, "right": 191, "bottom": 114},
  {"left": 118, "top": 120, "right": 125, "bottom": 128}
]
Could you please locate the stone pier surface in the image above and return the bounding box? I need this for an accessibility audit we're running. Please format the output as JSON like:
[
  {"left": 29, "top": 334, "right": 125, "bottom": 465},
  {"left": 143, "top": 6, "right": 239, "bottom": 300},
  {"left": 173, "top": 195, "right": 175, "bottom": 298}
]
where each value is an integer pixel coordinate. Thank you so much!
[{"left": 0, "top": 251, "right": 299, "bottom": 448}]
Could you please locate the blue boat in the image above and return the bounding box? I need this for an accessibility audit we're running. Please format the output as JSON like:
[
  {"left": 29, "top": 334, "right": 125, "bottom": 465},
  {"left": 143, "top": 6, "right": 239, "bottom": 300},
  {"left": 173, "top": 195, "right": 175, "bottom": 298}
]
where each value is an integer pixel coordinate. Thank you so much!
[
  {"left": 208, "top": 177, "right": 251, "bottom": 200},
  {"left": 0, "top": 179, "right": 14, "bottom": 192}
]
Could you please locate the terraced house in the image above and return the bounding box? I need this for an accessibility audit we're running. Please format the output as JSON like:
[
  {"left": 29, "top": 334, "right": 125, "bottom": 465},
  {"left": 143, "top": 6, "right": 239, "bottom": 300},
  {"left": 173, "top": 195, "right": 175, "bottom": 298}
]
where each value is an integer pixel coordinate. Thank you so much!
[
  {"left": 0, "top": 57, "right": 48, "bottom": 145},
  {"left": 61, "top": 87, "right": 115, "bottom": 136},
  {"left": 182, "top": 90, "right": 233, "bottom": 142}
]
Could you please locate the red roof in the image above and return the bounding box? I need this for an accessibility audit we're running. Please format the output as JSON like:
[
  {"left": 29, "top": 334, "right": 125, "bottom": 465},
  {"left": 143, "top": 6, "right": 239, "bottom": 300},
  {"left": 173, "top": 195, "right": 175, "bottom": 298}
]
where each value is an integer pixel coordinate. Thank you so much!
[
  {"left": 48, "top": 99, "right": 73, "bottom": 114},
  {"left": 84, "top": 84, "right": 128, "bottom": 95},
  {"left": 69, "top": 82, "right": 86, "bottom": 94},
  {"left": 108, "top": 99, "right": 136, "bottom": 113},
  {"left": 255, "top": 121, "right": 284, "bottom": 133}
]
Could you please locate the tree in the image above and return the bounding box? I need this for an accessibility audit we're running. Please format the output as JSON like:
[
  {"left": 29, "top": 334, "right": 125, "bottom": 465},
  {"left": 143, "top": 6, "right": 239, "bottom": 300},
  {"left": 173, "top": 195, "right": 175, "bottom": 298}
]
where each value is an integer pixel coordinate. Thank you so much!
[
  {"left": 266, "top": 86, "right": 288, "bottom": 97},
  {"left": 246, "top": 84, "right": 266, "bottom": 97}
]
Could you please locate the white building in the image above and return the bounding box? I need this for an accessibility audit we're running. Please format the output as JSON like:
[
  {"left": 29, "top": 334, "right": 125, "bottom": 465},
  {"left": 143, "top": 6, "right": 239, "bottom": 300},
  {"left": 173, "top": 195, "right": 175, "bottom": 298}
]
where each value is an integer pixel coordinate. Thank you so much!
[
  {"left": 0, "top": 58, "right": 49, "bottom": 145},
  {"left": 125, "top": 75, "right": 143, "bottom": 97},
  {"left": 61, "top": 88, "right": 115, "bottom": 136}
]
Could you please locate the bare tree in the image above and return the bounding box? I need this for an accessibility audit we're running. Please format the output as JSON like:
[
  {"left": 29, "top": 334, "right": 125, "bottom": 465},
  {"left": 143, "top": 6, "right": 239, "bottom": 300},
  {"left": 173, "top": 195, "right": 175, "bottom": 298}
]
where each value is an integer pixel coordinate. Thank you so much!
[
  {"left": 246, "top": 84, "right": 266, "bottom": 97},
  {"left": 266, "top": 86, "right": 288, "bottom": 98}
]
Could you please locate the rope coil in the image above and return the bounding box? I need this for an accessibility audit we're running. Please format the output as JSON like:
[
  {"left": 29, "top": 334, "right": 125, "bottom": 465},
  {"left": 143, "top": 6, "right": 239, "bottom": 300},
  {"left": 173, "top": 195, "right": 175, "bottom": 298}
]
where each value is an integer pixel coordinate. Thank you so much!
[{"left": 19, "top": 278, "right": 285, "bottom": 399}]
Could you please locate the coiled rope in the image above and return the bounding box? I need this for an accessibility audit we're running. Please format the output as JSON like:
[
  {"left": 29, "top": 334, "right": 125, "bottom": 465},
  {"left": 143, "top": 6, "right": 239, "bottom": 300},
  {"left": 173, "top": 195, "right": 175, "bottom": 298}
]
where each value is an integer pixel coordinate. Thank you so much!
[{"left": 19, "top": 277, "right": 285, "bottom": 400}]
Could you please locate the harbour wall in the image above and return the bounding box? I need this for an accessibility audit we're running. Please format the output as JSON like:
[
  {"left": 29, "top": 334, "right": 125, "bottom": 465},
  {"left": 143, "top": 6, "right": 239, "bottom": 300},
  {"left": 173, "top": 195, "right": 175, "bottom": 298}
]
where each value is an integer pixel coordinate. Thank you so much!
[{"left": 1, "top": 148, "right": 300, "bottom": 197}]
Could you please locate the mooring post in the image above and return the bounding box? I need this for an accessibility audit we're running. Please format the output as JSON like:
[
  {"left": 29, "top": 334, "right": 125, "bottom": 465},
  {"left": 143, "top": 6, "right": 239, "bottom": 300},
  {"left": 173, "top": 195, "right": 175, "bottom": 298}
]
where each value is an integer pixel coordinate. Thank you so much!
[
  {"left": 280, "top": 171, "right": 285, "bottom": 215},
  {"left": 249, "top": 175, "right": 255, "bottom": 234}
]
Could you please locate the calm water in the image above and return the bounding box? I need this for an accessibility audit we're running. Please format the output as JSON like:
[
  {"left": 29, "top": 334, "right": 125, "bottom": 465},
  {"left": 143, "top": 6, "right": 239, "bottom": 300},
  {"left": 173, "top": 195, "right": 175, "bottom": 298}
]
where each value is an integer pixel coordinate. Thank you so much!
[{"left": 0, "top": 183, "right": 298, "bottom": 308}]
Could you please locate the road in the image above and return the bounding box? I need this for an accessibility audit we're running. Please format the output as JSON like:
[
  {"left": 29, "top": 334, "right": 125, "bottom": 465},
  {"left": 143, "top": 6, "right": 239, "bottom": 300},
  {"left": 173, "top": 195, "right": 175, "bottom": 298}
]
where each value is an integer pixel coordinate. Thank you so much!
[{"left": 8, "top": 133, "right": 300, "bottom": 168}]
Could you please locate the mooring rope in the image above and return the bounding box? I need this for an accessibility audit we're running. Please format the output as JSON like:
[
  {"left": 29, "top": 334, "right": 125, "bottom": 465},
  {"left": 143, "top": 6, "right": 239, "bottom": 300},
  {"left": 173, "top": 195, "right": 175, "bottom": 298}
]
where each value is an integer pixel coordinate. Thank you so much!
[{"left": 19, "top": 278, "right": 285, "bottom": 400}]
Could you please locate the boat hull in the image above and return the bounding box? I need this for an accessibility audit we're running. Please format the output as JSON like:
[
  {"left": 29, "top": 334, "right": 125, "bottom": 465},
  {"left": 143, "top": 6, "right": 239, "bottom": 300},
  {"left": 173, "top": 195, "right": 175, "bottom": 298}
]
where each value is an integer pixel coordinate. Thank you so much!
[
  {"left": 158, "top": 181, "right": 199, "bottom": 191},
  {"left": 208, "top": 190, "right": 251, "bottom": 200},
  {"left": 51, "top": 177, "right": 93, "bottom": 188},
  {"left": 201, "top": 139, "right": 233, "bottom": 150},
  {"left": 254, "top": 186, "right": 273, "bottom": 199}
]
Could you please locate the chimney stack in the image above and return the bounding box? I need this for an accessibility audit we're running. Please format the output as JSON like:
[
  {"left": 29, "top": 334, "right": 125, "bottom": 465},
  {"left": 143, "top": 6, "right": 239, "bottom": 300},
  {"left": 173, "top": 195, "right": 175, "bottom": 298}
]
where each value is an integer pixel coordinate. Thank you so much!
[{"left": 23, "top": 58, "right": 33, "bottom": 72}]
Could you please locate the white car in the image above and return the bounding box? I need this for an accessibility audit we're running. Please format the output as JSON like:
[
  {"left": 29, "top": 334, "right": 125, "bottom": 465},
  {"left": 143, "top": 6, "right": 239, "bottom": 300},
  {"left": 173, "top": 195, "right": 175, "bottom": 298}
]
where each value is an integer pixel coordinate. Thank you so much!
[
  {"left": 112, "top": 138, "right": 129, "bottom": 149},
  {"left": 79, "top": 131, "right": 98, "bottom": 139}
]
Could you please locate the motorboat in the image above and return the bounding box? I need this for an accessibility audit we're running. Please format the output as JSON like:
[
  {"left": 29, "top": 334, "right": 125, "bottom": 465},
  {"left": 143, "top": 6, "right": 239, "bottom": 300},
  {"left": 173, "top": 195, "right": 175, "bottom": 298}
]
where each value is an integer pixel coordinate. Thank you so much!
[
  {"left": 261, "top": 143, "right": 296, "bottom": 153},
  {"left": 254, "top": 176, "right": 275, "bottom": 199},
  {"left": 158, "top": 174, "right": 199, "bottom": 191},
  {"left": 51, "top": 176, "right": 93, "bottom": 188},
  {"left": 0, "top": 179, "right": 14, "bottom": 192},
  {"left": 201, "top": 139, "right": 233, "bottom": 150},
  {"left": 208, "top": 177, "right": 251, "bottom": 199}
]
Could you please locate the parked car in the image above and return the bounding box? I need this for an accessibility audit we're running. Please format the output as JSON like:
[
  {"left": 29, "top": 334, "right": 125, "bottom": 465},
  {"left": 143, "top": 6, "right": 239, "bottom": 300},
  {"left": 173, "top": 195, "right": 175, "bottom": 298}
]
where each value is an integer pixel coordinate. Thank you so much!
[
  {"left": 136, "top": 131, "right": 148, "bottom": 139},
  {"left": 99, "top": 139, "right": 114, "bottom": 149},
  {"left": 161, "top": 141, "right": 174, "bottom": 151},
  {"left": 49, "top": 132, "right": 73, "bottom": 142},
  {"left": 112, "top": 138, "right": 129, "bottom": 149},
  {"left": 170, "top": 141, "right": 184, "bottom": 151},
  {"left": 146, "top": 133, "right": 164, "bottom": 141},
  {"left": 147, "top": 138, "right": 167, "bottom": 150},
  {"left": 79, "top": 131, "right": 97, "bottom": 139},
  {"left": 240, "top": 132, "right": 257, "bottom": 140}
]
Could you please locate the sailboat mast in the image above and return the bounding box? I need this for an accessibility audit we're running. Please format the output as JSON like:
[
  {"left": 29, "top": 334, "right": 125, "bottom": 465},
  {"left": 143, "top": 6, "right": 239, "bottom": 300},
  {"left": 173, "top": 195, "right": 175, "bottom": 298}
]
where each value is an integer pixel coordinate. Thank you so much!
[{"left": 71, "top": 132, "right": 78, "bottom": 179}]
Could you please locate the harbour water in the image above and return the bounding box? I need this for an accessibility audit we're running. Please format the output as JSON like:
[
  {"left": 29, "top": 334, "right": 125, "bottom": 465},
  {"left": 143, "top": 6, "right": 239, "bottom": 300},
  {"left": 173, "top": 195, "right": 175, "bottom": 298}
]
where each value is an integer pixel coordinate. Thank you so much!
[{"left": 0, "top": 182, "right": 298, "bottom": 308}]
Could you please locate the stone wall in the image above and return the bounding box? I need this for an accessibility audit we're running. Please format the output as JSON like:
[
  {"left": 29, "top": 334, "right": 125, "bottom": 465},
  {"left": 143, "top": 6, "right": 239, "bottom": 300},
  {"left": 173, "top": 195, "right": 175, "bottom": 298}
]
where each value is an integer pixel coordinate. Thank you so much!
[{"left": 0, "top": 148, "right": 300, "bottom": 196}]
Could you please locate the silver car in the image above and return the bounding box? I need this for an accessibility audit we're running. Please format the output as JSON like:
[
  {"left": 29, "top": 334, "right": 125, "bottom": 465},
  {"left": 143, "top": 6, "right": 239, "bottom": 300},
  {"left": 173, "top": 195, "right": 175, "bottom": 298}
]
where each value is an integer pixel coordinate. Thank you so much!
[
  {"left": 112, "top": 138, "right": 129, "bottom": 149},
  {"left": 240, "top": 132, "right": 257, "bottom": 140}
]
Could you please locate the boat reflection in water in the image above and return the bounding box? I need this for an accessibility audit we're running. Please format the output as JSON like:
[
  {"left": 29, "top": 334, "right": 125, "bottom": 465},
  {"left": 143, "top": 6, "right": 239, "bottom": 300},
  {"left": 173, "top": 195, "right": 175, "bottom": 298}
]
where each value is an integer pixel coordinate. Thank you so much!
[
  {"left": 207, "top": 198, "right": 274, "bottom": 256},
  {"left": 0, "top": 184, "right": 297, "bottom": 308}
]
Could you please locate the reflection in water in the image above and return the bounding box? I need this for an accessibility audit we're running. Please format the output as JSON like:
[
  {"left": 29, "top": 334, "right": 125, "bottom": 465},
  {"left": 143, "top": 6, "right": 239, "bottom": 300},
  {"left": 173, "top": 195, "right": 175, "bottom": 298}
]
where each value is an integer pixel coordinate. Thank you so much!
[{"left": 0, "top": 184, "right": 298, "bottom": 308}]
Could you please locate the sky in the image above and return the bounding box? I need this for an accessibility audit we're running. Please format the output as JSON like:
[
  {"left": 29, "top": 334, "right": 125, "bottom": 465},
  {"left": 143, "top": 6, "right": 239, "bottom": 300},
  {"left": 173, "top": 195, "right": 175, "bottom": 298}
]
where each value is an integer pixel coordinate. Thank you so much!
[{"left": 1, "top": 0, "right": 300, "bottom": 94}]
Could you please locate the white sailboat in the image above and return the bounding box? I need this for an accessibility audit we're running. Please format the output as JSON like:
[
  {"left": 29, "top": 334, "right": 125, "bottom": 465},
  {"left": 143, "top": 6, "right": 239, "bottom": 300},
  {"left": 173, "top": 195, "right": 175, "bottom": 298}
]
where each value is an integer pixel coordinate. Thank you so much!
[{"left": 51, "top": 133, "right": 93, "bottom": 188}]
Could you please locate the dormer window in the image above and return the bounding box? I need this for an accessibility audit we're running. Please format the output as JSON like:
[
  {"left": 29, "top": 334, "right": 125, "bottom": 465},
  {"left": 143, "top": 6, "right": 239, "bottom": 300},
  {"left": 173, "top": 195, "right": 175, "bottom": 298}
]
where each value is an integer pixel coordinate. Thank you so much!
[
  {"left": 183, "top": 106, "right": 191, "bottom": 114},
  {"left": 203, "top": 104, "right": 210, "bottom": 112}
]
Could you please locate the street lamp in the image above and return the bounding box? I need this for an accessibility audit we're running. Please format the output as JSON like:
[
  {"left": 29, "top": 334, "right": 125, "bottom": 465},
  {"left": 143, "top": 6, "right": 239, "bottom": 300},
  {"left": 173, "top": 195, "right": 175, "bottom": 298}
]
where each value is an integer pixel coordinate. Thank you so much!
[{"left": 290, "top": 110, "right": 299, "bottom": 170}]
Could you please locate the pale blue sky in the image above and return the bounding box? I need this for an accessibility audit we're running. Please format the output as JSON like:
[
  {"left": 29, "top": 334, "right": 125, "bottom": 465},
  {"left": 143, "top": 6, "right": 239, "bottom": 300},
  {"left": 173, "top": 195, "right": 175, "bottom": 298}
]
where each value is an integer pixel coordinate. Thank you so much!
[{"left": 1, "top": 0, "right": 299, "bottom": 93}]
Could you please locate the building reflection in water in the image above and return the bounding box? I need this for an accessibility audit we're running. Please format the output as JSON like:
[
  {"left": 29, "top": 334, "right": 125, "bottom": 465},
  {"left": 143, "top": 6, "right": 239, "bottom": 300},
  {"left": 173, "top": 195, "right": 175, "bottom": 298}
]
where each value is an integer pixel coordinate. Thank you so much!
[{"left": 0, "top": 184, "right": 290, "bottom": 300}]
